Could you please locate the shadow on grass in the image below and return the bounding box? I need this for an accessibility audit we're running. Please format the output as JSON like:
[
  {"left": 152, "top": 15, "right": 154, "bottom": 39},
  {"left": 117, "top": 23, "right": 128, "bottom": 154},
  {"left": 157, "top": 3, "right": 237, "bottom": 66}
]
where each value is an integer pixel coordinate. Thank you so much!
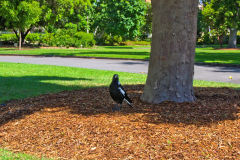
[
  {"left": 0, "top": 75, "right": 94, "bottom": 126},
  {"left": 195, "top": 52, "right": 240, "bottom": 65},
  {"left": 0, "top": 75, "right": 91, "bottom": 103},
  {"left": 1, "top": 84, "right": 239, "bottom": 127}
]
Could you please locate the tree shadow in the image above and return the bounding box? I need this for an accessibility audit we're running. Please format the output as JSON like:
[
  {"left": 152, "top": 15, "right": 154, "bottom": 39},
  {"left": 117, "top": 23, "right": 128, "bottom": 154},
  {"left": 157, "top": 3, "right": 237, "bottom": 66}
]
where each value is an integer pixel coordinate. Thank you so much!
[
  {"left": 0, "top": 75, "right": 94, "bottom": 126},
  {"left": 0, "top": 84, "right": 239, "bottom": 127},
  {"left": 195, "top": 52, "right": 240, "bottom": 66},
  {"left": 0, "top": 75, "right": 92, "bottom": 104},
  {"left": 136, "top": 87, "right": 240, "bottom": 126}
]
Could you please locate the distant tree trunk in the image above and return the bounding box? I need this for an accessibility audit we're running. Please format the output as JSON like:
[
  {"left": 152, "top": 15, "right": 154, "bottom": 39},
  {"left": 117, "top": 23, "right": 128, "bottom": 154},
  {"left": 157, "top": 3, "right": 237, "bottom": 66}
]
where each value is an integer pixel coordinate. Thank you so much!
[
  {"left": 228, "top": 28, "right": 237, "bottom": 48},
  {"left": 141, "top": 0, "right": 198, "bottom": 103},
  {"left": 218, "top": 35, "right": 223, "bottom": 48},
  {"left": 19, "top": 30, "right": 22, "bottom": 50}
]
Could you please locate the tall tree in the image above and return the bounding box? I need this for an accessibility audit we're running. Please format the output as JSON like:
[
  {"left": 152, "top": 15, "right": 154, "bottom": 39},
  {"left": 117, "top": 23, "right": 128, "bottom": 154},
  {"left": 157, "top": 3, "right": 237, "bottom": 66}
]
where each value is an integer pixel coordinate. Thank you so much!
[
  {"left": 202, "top": 2, "right": 228, "bottom": 47},
  {"left": 0, "top": 0, "right": 42, "bottom": 49},
  {"left": 93, "top": 0, "right": 147, "bottom": 40},
  {"left": 141, "top": 0, "right": 198, "bottom": 103},
  {"left": 203, "top": 0, "right": 240, "bottom": 48},
  {"left": 38, "top": 0, "right": 91, "bottom": 32}
]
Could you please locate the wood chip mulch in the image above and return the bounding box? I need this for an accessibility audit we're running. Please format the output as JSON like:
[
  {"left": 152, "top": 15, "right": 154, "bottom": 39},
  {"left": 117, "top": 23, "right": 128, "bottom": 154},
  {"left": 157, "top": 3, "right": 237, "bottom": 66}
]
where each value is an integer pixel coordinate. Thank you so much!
[{"left": 0, "top": 85, "right": 240, "bottom": 160}]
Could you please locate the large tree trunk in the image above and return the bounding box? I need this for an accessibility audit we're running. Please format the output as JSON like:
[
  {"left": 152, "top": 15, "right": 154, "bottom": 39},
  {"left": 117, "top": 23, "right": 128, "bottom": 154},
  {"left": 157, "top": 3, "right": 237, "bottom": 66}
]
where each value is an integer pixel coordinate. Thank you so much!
[
  {"left": 228, "top": 28, "right": 238, "bottom": 48},
  {"left": 141, "top": 0, "right": 198, "bottom": 103}
]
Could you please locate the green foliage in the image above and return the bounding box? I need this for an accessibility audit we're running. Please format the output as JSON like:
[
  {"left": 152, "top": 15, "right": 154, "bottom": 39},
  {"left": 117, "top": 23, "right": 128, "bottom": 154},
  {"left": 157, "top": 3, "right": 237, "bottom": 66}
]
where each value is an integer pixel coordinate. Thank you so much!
[
  {"left": 41, "top": 28, "right": 95, "bottom": 48},
  {"left": 0, "top": 0, "right": 42, "bottom": 47},
  {"left": 0, "top": 0, "right": 42, "bottom": 31},
  {"left": 0, "top": 34, "right": 18, "bottom": 44},
  {"left": 96, "top": 33, "right": 123, "bottom": 45},
  {"left": 74, "top": 32, "right": 95, "bottom": 47},
  {"left": 26, "top": 33, "right": 41, "bottom": 44},
  {"left": 40, "top": 0, "right": 92, "bottom": 32},
  {"left": 93, "top": 0, "right": 147, "bottom": 40},
  {"left": 1, "top": 31, "right": 95, "bottom": 48},
  {"left": 202, "top": 0, "right": 240, "bottom": 45},
  {"left": 140, "top": 2, "right": 152, "bottom": 40}
]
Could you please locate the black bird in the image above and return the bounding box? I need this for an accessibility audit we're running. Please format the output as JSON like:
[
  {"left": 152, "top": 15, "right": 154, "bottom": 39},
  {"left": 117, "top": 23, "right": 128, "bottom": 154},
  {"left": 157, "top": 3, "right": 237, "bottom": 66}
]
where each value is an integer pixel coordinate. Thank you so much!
[{"left": 109, "top": 74, "right": 133, "bottom": 111}]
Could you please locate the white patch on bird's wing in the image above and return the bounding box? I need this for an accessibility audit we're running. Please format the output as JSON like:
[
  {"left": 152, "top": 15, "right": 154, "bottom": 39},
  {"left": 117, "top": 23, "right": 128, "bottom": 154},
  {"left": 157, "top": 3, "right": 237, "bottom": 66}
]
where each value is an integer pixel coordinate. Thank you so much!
[
  {"left": 124, "top": 98, "right": 130, "bottom": 104},
  {"left": 118, "top": 87, "right": 125, "bottom": 95},
  {"left": 117, "top": 81, "right": 120, "bottom": 85}
]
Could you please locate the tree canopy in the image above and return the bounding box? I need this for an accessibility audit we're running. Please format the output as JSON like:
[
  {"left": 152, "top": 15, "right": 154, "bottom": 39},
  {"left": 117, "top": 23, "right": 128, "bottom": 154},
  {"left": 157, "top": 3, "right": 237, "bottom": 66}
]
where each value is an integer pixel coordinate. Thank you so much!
[
  {"left": 202, "top": 0, "right": 240, "bottom": 47},
  {"left": 0, "top": 0, "right": 42, "bottom": 48},
  {"left": 93, "top": 0, "right": 147, "bottom": 40}
]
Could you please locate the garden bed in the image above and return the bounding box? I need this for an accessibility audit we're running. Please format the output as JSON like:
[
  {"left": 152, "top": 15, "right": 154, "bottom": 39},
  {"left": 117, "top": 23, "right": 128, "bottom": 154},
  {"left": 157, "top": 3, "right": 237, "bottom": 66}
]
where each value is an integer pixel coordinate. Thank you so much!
[{"left": 0, "top": 85, "right": 239, "bottom": 159}]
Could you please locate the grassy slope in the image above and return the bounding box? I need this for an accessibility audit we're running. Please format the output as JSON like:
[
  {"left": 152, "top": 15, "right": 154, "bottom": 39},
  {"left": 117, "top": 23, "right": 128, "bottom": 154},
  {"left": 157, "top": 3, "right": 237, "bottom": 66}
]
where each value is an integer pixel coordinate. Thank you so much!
[
  {"left": 1, "top": 62, "right": 240, "bottom": 103},
  {"left": 0, "top": 46, "right": 240, "bottom": 65}
]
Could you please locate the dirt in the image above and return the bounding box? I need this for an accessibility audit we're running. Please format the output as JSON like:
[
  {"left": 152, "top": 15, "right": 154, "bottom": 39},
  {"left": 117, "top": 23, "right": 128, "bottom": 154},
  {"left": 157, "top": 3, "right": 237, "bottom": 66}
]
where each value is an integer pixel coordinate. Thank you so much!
[{"left": 0, "top": 85, "right": 239, "bottom": 159}]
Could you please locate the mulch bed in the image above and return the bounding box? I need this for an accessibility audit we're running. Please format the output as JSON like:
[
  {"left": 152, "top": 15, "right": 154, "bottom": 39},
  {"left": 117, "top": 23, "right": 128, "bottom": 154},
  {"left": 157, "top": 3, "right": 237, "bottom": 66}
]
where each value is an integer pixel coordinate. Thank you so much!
[{"left": 0, "top": 85, "right": 240, "bottom": 159}]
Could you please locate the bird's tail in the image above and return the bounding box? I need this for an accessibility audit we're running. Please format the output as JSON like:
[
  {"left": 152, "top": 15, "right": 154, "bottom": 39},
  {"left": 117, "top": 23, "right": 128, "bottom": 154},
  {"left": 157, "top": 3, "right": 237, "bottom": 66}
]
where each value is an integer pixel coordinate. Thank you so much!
[{"left": 124, "top": 98, "right": 133, "bottom": 107}]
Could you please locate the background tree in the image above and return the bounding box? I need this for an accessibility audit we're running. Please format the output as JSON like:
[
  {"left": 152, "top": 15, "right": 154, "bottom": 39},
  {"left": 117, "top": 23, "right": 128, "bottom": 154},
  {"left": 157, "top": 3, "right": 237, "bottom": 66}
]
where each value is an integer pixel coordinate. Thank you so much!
[
  {"left": 202, "top": 2, "right": 228, "bottom": 47},
  {"left": 141, "top": 0, "right": 198, "bottom": 103},
  {"left": 141, "top": 2, "right": 152, "bottom": 40},
  {"left": 203, "top": 0, "right": 240, "bottom": 48},
  {"left": 93, "top": 0, "right": 147, "bottom": 41},
  {"left": 38, "top": 0, "right": 91, "bottom": 32},
  {"left": 0, "top": 0, "right": 42, "bottom": 49}
]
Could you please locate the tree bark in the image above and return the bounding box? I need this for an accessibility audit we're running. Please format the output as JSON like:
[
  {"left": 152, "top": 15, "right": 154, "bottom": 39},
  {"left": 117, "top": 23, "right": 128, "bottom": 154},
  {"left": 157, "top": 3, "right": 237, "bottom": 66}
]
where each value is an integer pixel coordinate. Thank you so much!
[
  {"left": 141, "top": 0, "right": 198, "bottom": 104},
  {"left": 228, "top": 28, "right": 237, "bottom": 48},
  {"left": 13, "top": 29, "right": 19, "bottom": 39},
  {"left": 21, "top": 28, "right": 32, "bottom": 45},
  {"left": 19, "top": 30, "right": 22, "bottom": 50}
]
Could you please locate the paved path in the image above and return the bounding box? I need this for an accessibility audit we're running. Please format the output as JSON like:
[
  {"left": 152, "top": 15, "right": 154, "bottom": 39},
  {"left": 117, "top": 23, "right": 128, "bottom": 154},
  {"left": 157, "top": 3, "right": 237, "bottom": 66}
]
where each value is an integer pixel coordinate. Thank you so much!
[{"left": 0, "top": 55, "right": 240, "bottom": 84}]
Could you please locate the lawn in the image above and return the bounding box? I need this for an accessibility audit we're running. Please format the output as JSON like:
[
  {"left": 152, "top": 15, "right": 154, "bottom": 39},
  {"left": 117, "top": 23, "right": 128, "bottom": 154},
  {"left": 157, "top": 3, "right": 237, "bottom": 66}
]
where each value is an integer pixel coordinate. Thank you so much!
[
  {"left": 0, "top": 62, "right": 240, "bottom": 159},
  {"left": 1, "top": 62, "right": 240, "bottom": 103},
  {"left": 0, "top": 148, "right": 50, "bottom": 160},
  {"left": 0, "top": 46, "right": 240, "bottom": 65}
]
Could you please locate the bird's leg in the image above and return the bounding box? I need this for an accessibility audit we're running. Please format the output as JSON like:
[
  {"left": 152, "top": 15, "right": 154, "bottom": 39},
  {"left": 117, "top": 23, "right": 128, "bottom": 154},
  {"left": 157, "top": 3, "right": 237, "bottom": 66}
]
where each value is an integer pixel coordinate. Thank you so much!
[
  {"left": 119, "top": 104, "right": 122, "bottom": 110},
  {"left": 112, "top": 104, "right": 121, "bottom": 112}
]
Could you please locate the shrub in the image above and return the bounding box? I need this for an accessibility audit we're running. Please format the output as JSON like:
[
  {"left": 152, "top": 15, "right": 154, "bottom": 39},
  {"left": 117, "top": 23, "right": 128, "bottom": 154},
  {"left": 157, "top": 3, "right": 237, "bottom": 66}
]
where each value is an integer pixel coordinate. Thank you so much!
[
  {"left": 0, "top": 34, "right": 18, "bottom": 44},
  {"left": 39, "top": 30, "right": 95, "bottom": 48},
  {"left": 74, "top": 32, "right": 95, "bottom": 47},
  {"left": 40, "top": 33, "right": 55, "bottom": 46},
  {"left": 95, "top": 33, "right": 122, "bottom": 46},
  {"left": 123, "top": 40, "right": 150, "bottom": 46},
  {"left": 25, "top": 33, "right": 40, "bottom": 44}
]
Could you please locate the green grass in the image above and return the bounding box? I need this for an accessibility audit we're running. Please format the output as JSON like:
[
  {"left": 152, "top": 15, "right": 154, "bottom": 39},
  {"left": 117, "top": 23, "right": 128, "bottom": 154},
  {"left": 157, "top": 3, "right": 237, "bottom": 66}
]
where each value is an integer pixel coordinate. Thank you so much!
[
  {"left": 0, "top": 148, "right": 50, "bottom": 160},
  {"left": 0, "top": 62, "right": 147, "bottom": 103},
  {"left": 195, "top": 47, "right": 240, "bottom": 64},
  {"left": 0, "top": 46, "right": 150, "bottom": 60},
  {"left": 0, "top": 46, "right": 240, "bottom": 65},
  {"left": 1, "top": 62, "right": 240, "bottom": 103}
]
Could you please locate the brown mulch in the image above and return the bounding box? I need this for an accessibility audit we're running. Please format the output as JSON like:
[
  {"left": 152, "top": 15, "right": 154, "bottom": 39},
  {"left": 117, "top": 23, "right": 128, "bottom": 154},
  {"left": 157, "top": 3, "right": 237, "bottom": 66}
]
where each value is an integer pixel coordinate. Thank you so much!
[{"left": 0, "top": 85, "right": 240, "bottom": 159}]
